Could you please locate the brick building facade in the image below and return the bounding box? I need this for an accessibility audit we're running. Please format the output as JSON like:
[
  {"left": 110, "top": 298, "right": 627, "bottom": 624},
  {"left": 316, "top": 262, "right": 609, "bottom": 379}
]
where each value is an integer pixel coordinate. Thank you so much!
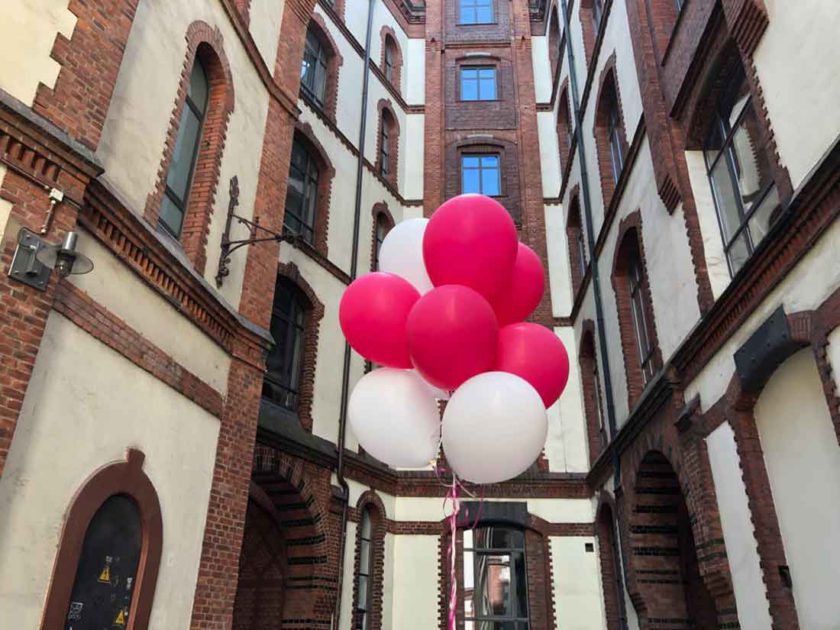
[{"left": 0, "top": 0, "right": 838, "bottom": 629}]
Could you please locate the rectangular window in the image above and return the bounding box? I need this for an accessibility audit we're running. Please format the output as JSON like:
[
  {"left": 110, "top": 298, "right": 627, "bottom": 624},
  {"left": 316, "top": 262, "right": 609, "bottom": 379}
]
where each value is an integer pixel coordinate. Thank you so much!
[
  {"left": 704, "top": 69, "right": 779, "bottom": 276},
  {"left": 460, "top": 67, "right": 497, "bottom": 101},
  {"left": 263, "top": 279, "right": 306, "bottom": 411},
  {"left": 463, "top": 527, "right": 529, "bottom": 629},
  {"left": 284, "top": 139, "right": 319, "bottom": 243},
  {"left": 607, "top": 103, "right": 623, "bottom": 183},
  {"left": 301, "top": 29, "right": 328, "bottom": 106},
  {"left": 379, "top": 122, "right": 390, "bottom": 177},
  {"left": 460, "top": 0, "right": 494, "bottom": 25},
  {"left": 461, "top": 154, "right": 500, "bottom": 196}
]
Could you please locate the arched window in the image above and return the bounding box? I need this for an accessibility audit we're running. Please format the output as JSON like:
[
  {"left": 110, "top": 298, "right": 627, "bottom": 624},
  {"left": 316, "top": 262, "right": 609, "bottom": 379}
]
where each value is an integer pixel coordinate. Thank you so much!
[
  {"left": 557, "top": 85, "right": 572, "bottom": 172},
  {"left": 579, "top": 0, "right": 605, "bottom": 64},
  {"left": 263, "top": 278, "right": 309, "bottom": 412},
  {"left": 42, "top": 450, "right": 162, "bottom": 629},
  {"left": 384, "top": 40, "right": 395, "bottom": 83},
  {"left": 566, "top": 193, "right": 587, "bottom": 294},
  {"left": 355, "top": 508, "right": 374, "bottom": 629},
  {"left": 612, "top": 221, "right": 660, "bottom": 405},
  {"left": 377, "top": 105, "right": 399, "bottom": 185},
  {"left": 159, "top": 59, "right": 209, "bottom": 238},
  {"left": 704, "top": 63, "right": 779, "bottom": 276},
  {"left": 548, "top": 10, "right": 561, "bottom": 79},
  {"left": 594, "top": 67, "right": 627, "bottom": 205},
  {"left": 301, "top": 26, "right": 329, "bottom": 107},
  {"left": 372, "top": 210, "right": 393, "bottom": 271},
  {"left": 284, "top": 137, "right": 320, "bottom": 244},
  {"left": 580, "top": 326, "right": 607, "bottom": 463},
  {"left": 462, "top": 526, "right": 529, "bottom": 628}
]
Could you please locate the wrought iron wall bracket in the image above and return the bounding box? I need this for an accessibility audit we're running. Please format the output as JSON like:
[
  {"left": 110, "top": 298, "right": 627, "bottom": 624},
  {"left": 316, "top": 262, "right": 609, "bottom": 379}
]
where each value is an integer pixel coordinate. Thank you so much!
[{"left": 215, "top": 176, "right": 286, "bottom": 287}]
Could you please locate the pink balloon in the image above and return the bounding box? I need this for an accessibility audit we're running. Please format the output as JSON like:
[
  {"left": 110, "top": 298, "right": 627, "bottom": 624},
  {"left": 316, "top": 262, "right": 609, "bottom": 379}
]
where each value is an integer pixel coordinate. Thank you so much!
[
  {"left": 495, "top": 323, "right": 570, "bottom": 408},
  {"left": 339, "top": 272, "right": 420, "bottom": 368},
  {"left": 407, "top": 285, "right": 498, "bottom": 390},
  {"left": 490, "top": 243, "right": 545, "bottom": 325},
  {"left": 423, "top": 194, "right": 518, "bottom": 300}
]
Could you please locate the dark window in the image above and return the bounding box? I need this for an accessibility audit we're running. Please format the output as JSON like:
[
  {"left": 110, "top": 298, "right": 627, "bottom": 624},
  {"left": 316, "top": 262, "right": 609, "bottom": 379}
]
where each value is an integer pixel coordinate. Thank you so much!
[
  {"left": 373, "top": 213, "right": 389, "bottom": 270},
  {"left": 592, "top": 0, "right": 604, "bottom": 32},
  {"left": 64, "top": 495, "right": 142, "bottom": 629},
  {"left": 463, "top": 526, "right": 529, "bottom": 629},
  {"left": 355, "top": 508, "right": 375, "bottom": 630},
  {"left": 460, "top": 66, "right": 497, "bottom": 101},
  {"left": 704, "top": 67, "right": 779, "bottom": 276},
  {"left": 460, "top": 0, "right": 494, "bottom": 24},
  {"left": 576, "top": 228, "right": 587, "bottom": 278},
  {"left": 462, "top": 154, "right": 500, "bottom": 196},
  {"left": 301, "top": 27, "right": 328, "bottom": 106},
  {"left": 627, "top": 248, "right": 656, "bottom": 384},
  {"left": 379, "top": 111, "right": 393, "bottom": 178},
  {"left": 589, "top": 344, "right": 607, "bottom": 446},
  {"left": 263, "top": 278, "right": 307, "bottom": 411},
  {"left": 675, "top": 0, "right": 684, "bottom": 12},
  {"left": 606, "top": 91, "right": 624, "bottom": 182},
  {"left": 284, "top": 138, "right": 320, "bottom": 243},
  {"left": 159, "top": 60, "right": 209, "bottom": 238},
  {"left": 384, "top": 38, "right": 396, "bottom": 84}
]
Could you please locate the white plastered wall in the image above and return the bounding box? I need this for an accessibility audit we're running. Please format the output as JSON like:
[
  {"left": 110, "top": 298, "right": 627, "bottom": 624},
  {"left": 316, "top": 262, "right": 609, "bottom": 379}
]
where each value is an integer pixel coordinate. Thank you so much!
[
  {"left": 0, "top": 0, "right": 76, "bottom": 105},
  {"left": 753, "top": 0, "right": 840, "bottom": 189},
  {"left": 69, "top": 229, "right": 230, "bottom": 394},
  {"left": 0, "top": 165, "right": 12, "bottom": 242},
  {"left": 551, "top": 536, "right": 606, "bottom": 629},
  {"left": 546, "top": 326, "right": 589, "bottom": 473},
  {"left": 686, "top": 218, "right": 840, "bottom": 412},
  {"left": 705, "top": 422, "right": 772, "bottom": 630},
  {"left": 248, "top": 0, "right": 285, "bottom": 70},
  {"left": 544, "top": 202, "right": 573, "bottom": 317},
  {"left": 753, "top": 348, "right": 840, "bottom": 628},
  {"left": 96, "top": 0, "right": 273, "bottom": 308},
  {"left": 0, "top": 313, "right": 219, "bottom": 628}
]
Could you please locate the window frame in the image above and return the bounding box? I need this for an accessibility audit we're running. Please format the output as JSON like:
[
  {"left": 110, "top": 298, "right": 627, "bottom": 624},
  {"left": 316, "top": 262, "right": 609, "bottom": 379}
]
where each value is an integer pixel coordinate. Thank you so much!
[
  {"left": 703, "top": 73, "right": 780, "bottom": 277},
  {"left": 262, "top": 278, "right": 308, "bottom": 413},
  {"left": 460, "top": 153, "right": 502, "bottom": 196},
  {"left": 301, "top": 27, "right": 329, "bottom": 108},
  {"left": 159, "top": 59, "right": 209, "bottom": 238},
  {"left": 607, "top": 93, "right": 624, "bottom": 183},
  {"left": 354, "top": 508, "right": 375, "bottom": 630},
  {"left": 459, "top": 0, "right": 495, "bottom": 25},
  {"left": 459, "top": 65, "right": 498, "bottom": 102},
  {"left": 384, "top": 38, "right": 395, "bottom": 84},
  {"left": 462, "top": 526, "right": 530, "bottom": 628},
  {"left": 379, "top": 114, "right": 391, "bottom": 178},
  {"left": 627, "top": 253, "right": 656, "bottom": 385},
  {"left": 284, "top": 138, "right": 321, "bottom": 244}
]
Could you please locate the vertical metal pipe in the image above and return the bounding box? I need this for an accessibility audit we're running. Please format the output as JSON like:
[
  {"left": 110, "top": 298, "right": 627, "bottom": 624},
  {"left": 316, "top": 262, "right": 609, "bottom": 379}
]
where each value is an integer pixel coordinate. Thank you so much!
[
  {"left": 558, "top": 1, "right": 628, "bottom": 627},
  {"left": 333, "top": 0, "right": 377, "bottom": 627}
]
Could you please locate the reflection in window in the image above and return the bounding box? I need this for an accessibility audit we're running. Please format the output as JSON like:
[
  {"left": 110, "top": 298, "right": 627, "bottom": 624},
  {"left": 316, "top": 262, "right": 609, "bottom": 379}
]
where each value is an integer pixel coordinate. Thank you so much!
[
  {"left": 263, "top": 278, "right": 307, "bottom": 411},
  {"left": 64, "top": 495, "right": 141, "bottom": 629},
  {"left": 463, "top": 527, "right": 529, "bottom": 629},
  {"left": 627, "top": 243, "right": 656, "bottom": 384},
  {"left": 301, "top": 27, "right": 328, "bottom": 107},
  {"left": 460, "top": 0, "right": 494, "bottom": 25},
  {"left": 355, "top": 508, "right": 374, "bottom": 630},
  {"left": 704, "top": 67, "right": 779, "bottom": 276},
  {"left": 462, "top": 154, "right": 500, "bottom": 196},
  {"left": 384, "top": 36, "right": 396, "bottom": 84},
  {"left": 284, "top": 138, "right": 320, "bottom": 243},
  {"left": 160, "top": 60, "right": 209, "bottom": 237},
  {"left": 606, "top": 89, "right": 624, "bottom": 183},
  {"left": 461, "top": 67, "right": 497, "bottom": 101},
  {"left": 592, "top": 0, "right": 604, "bottom": 32}
]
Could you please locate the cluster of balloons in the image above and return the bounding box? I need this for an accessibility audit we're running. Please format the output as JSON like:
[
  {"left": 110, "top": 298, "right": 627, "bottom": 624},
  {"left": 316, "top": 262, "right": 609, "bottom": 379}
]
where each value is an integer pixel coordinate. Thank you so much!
[{"left": 340, "top": 195, "right": 570, "bottom": 484}]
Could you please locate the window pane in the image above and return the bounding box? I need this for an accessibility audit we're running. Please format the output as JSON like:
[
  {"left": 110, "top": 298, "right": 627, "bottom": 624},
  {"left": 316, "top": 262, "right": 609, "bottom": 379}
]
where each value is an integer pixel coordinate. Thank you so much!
[
  {"left": 513, "top": 552, "right": 528, "bottom": 616},
  {"left": 727, "top": 231, "right": 750, "bottom": 275},
  {"left": 462, "top": 74, "right": 479, "bottom": 101},
  {"left": 359, "top": 539, "right": 371, "bottom": 574},
  {"left": 481, "top": 156, "right": 500, "bottom": 196},
  {"left": 64, "top": 496, "right": 141, "bottom": 629},
  {"left": 474, "top": 554, "right": 513, "bottom": 616},
  {"left": 166, "top": 107, "right": 202, "bottom": 202},
  {"left": 475, "top": 527, "right": 524, "bottom": 550},
  {"left": 746, "top": 185, "right": 780, "bottom": 249},
  {"left": 159, "top": 194, "right": 184, "bottom": 237},
  {"left": 463, "top": 164, "right": 481, "bottom": 193},
  {"left": 729, "top": 104, "right": 775, "bottom": 211},
  {"left": 708, "top": 156, "right": 743, "bottom": 243},
  {"left": 188, "top": 60, "right": 209, "bottom": 114},
  {"left": 462, "top": 156, "right": 480, "bottom": 168},
  {"left": 357, "top": 575, "right": 369, "bottom": 609}
]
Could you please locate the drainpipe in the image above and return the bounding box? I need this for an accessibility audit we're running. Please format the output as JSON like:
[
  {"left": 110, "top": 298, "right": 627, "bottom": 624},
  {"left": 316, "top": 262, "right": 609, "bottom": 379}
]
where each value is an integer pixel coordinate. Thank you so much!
[
  {"left": 333, "top": 0, "right": 376, "bottom": 628},
  {"left": 559, "top": 1, "right": 628, "bottom": 627}
]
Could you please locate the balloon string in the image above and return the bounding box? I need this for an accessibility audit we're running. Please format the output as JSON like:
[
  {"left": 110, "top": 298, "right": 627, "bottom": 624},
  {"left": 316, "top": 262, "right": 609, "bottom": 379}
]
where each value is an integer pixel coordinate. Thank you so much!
[{"left": 447, "top": 474, "right": 459, "bottom": 630}]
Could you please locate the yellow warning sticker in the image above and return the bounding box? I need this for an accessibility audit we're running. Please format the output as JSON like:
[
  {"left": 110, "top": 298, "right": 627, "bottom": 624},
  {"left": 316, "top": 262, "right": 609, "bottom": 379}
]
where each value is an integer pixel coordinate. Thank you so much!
[
  {"left": 114, "top": 608, "right": 126, "bottom": 626},
  {"left": 98, "top": 565, "right": 111, "bottom": 584}
]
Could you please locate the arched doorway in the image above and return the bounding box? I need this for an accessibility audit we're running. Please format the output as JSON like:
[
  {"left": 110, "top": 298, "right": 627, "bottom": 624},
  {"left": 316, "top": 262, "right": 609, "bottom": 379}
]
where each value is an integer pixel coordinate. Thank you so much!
[
  {"left": 233, "top": 494, "right": 287, "bottom": 629},
  {"left": 630, "top": 451, "right": 717, "bottom": 629}
]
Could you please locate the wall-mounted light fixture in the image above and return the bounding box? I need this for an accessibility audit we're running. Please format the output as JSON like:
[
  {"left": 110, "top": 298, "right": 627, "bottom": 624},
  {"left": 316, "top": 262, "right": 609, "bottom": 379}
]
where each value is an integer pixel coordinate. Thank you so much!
[{"left": 8, "top": 228, "right": 94, "bottom": 290}]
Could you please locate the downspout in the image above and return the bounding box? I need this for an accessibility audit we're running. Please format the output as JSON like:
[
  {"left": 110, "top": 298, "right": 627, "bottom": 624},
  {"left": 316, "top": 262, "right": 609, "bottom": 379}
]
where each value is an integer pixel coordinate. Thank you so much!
[
  {"left": 333, "top": 0, "right": 376, "bottom": 628},
  {"left": 558, "top": 1, "right": 628, "bottom": 627}
]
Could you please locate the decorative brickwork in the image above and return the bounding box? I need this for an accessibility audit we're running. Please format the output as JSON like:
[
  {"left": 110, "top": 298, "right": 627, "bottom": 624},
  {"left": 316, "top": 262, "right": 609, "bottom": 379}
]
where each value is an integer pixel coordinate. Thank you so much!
[
  {"left": 375, "top": 99, "right": 401, "bottom": 188},
  {"left": 350, "top": 491, "right": 387, "bottom": 630},
  {"left": 379, "top": 25, "right": 403, "bottom": 92},
  {"left": 144, "top": 21, "right": 235, "bottom": 275}
]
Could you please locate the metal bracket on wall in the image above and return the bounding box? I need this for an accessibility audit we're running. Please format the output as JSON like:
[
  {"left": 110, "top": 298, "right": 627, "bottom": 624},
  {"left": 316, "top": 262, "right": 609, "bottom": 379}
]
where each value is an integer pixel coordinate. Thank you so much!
[
  {"left": 8, "top": 228, "right": 53, "bottom": 290},
  {"left": 215, "top": 175, "right": 286, "bottom": 287}
]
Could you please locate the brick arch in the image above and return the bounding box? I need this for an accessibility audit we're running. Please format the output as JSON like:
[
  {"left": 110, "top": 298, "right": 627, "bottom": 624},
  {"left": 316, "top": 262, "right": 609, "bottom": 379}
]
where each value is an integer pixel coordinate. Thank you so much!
[
  {"left": 291, "top": 121, "right": 335, "bottom": 257},
  {"left": 351, "top": 491, "right": 387, "bottom": 630},
  {"left": 611, "top": 210, "right": 662, "bottom": 407},
  {"left": 41, "top": 449, "right": 162, "bottom": 630},
  {"left": 376, "top": 99, "right": 401, "bottom": 187},
  {"left": 275, "top": 261, "right": 325, "bottom": 431},
  {"left": 593, "top": 53, "right": 629, "bottom": 206},
  {"left": 307, "top": 13, "right": 344, "bottom": 121},
  {"left": 379, "top": 25, "right": 403, "bottom": 91},
  {"left": 250, "top": 446, "right": 332, "bottom": 626},
  {"left": 145, "top": 20, "right": 235, "bottom": 274},
  {"left": 579, "top": 320, "right": 605, "bottom": 463}
]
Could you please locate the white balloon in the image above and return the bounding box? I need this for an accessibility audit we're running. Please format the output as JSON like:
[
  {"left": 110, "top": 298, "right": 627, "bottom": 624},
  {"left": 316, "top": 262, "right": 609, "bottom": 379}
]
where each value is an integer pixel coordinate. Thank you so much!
[
  {"left": 442, "top": 372, "right": 548, "bottom": 484},
  {"left": 378, "top": 218, "right": 434, "bottom": 294},
  {"left": 349, "top": 368, "right": 441, "bottom": 468}
]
